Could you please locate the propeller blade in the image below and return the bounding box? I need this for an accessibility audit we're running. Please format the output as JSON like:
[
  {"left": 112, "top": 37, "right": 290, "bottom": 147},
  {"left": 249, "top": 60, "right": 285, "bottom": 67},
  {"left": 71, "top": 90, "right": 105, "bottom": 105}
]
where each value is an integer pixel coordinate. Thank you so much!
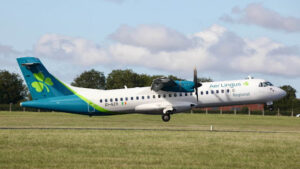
[
  {"left": 193, "top": 68, "right": 197, "bottom": 85},
  {"left": 193, "top": 67, "right": 199, "bottom": 102},
  {"left": 196, "top": 87, "right": 199, "bottom": 102}
]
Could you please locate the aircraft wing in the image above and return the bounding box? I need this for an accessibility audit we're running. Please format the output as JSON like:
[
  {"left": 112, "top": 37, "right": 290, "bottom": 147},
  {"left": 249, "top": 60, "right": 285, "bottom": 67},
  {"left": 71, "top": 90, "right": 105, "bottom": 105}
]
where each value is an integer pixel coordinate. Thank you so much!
[
  {"left": 151, "top": 78, "right": 177, "bottom": 91},
  {"left": 151, "top": 78, "right": 195, "bottom": 92}
]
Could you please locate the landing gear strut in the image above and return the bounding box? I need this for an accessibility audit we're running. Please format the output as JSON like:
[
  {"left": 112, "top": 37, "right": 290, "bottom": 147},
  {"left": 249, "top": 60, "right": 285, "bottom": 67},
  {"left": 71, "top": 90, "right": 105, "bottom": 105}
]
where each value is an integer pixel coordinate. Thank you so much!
[
  {"left": 162, "top": 113, "right": 171, "bottom": 122},
  {"left": 265, "top": 101, "right": 274, "bottom": 111}
]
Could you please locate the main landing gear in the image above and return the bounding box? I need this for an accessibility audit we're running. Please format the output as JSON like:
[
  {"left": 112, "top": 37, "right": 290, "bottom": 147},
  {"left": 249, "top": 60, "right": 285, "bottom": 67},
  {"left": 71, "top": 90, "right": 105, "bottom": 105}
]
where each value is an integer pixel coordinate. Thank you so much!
[
  {"left": 162, "top": 110, "right": 173, "bottom": 122},
  {"left": 162, "top": 113, "right": 171, "bottom": 122}
]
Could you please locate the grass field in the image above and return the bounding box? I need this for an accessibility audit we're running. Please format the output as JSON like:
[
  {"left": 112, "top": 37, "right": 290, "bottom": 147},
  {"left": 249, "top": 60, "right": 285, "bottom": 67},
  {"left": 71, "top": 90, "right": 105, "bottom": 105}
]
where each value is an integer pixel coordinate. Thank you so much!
[{"left": 0, "top": 111, "right": 299, "bottom": 169}]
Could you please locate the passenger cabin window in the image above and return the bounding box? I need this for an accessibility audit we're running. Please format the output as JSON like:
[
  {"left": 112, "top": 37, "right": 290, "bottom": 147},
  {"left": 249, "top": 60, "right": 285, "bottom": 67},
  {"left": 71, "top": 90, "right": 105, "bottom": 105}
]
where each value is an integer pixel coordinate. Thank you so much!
[
  {"left": 221, "top": 90, "right": 224, "bottom": 93},
  {"left": 120, "top": 98, "right": 123, "bottom": 101},
  {"left": 136, "top": 96, "right": 139, "bottom": 100},
  {"left": 142, "top": 96, "right": 145, "bottom": 99},
  {"left": 211, "top": 90, "right": 214, "bottom": 94},
  {"left": 153, "top": 95, "right": 156, "bottom": 99},
  {"left": 185, "top": 93, "right": 188, "bottom": 96},
  {"left": 227, "top": 89, "right": 230, "bottom": 93},
  {"left": 158, "top": 95, "right": 161, "bottom": 98},
  {"left": 174, "top": 93, "right": 177, "bottom": 97},
  {"left": 100, "top": 99, "right": 102, "bottom": 103},
  {"left": 179, "top": 93, "right": 182, "bottom": 97},
  {"left": 115, "top": 98, "right": 118, "bottom": 102},
  {"left": 147, "top": 95, "right": 150, "bottom": 99},
  {"left": 169, "top": 94, "right": 172, "bottom": 97},
  {"left": 163, "top": 94, "right": 166, "bottom": 98},
  {"left": 216, "top": 90, "right": 219, "bottom": 94},
  {"left": 125, "top": 97, "right": 128, "bottom": 101},
  {"left": 110, "top": 98, "right": 113, "bottom": 102},
  {"left": 206, "top": 91, "right": 209, "bottom": 95},
  {"left": 131, "top": 97, "right": 134, "bottom": 100},
  {"left": 105, "top": 99, "right": 108, "bottom": 102},
  {"left": 190, "top": 93, "right": 193, "bottom": 96},
  {"left": 201, "top": 91, "right": 203, "bottom": 95}
]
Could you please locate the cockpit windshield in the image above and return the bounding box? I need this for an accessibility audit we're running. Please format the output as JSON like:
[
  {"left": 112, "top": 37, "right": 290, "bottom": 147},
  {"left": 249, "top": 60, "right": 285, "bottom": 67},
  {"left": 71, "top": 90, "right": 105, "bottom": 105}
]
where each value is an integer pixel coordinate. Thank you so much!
[{"left": 259, "top": 81, "right": 273, "bottom": 87}]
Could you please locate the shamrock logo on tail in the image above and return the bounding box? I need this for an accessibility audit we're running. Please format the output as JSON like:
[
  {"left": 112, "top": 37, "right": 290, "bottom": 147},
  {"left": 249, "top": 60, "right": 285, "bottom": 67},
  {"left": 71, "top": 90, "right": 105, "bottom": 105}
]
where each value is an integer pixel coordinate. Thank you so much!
[{"left": 31, "top": 72, "right": 53, "bottom": 93}]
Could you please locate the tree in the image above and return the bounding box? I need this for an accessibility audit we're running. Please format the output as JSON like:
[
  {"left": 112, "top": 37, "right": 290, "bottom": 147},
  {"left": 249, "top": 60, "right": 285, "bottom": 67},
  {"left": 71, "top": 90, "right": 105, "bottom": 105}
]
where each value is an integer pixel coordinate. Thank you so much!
[
  {"left": 137, "top": 74, "right": 153, "bottom": 86},
  {"left": 198, "top": 77, "right": 213, "bottom": 83},
  {"left": 106, "top": 69, "right": 208, "bottom": 89},
  {"left": 71, "top": 69, "right": 105, "bottom": 89},
  {"left": 273, "top": 85, "right": 298, "bottom": 111},
  {"left": 106, "top": 69, "right": 145, "bottom": 89},
  {"left": 0, "top": 70, "right": 26, "bottom": 104}
]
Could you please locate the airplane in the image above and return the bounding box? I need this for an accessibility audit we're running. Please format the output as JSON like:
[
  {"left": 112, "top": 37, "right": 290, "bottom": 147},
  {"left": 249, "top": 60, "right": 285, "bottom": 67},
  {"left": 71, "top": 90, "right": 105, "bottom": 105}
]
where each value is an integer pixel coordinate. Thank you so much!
[{"left": 17, "top": 57, "right": 287, "bottom": 122}]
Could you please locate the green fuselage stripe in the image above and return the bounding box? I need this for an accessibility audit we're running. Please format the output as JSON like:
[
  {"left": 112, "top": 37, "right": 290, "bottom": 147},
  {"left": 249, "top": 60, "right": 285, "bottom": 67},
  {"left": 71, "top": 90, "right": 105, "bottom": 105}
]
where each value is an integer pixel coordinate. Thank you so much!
[{"left": 56, "top": 78, "right": 110, "bottom": 113}]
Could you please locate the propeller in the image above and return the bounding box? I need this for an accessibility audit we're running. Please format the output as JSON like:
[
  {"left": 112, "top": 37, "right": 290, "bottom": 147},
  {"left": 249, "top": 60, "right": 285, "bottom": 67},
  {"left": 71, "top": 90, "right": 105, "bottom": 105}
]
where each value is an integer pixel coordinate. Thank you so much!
[{"left": 193, "top": 67, "right": 202, "bottom": 102}]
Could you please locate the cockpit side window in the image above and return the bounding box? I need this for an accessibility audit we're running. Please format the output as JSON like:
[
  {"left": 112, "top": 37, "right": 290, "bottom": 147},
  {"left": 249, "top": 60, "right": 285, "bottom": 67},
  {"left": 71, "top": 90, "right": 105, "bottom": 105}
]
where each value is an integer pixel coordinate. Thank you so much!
[
  {"left": 259, "top": 81, "right": 273, "bottom": 87},
  {"left": 265, "top": 82, "right": 273, "bottom": 86}
]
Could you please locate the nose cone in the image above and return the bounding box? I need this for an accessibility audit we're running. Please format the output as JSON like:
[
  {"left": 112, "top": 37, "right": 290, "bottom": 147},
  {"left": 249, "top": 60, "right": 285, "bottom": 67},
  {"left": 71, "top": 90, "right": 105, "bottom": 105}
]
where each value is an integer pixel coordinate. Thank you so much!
[{"left": 278, "top": 88, "right": 287, "bottom": 99}]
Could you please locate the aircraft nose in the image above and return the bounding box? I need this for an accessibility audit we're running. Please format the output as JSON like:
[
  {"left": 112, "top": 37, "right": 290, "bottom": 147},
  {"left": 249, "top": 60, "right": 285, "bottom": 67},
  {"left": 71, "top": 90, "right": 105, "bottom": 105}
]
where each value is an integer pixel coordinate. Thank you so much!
[{"left": 278, "top": 88, "right": 286, "bottom": 98}]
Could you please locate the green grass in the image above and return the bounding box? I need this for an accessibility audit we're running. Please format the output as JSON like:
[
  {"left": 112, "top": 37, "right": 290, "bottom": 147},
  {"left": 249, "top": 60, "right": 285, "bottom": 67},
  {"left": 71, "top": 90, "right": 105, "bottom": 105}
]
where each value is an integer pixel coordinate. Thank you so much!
[{"left": 0, "top": 111, "right": 300, "bottom": 169}]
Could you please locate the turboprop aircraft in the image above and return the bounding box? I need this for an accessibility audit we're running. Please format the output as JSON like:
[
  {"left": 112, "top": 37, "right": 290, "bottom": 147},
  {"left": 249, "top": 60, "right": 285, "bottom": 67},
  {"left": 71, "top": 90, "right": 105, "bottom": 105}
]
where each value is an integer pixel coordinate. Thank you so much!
[{"left": 17, "top": 57, "right": 286, "bottom": 122}]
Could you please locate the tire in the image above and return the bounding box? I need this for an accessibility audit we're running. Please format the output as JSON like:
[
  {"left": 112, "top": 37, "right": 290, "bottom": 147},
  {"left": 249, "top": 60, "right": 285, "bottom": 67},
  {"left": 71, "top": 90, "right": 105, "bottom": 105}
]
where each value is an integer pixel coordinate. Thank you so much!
[
  {"left": 269, "top": 105, "right": 274, "bottom": 111},
  {"left": 162, "top": 114, "right": 171, "bottom": 122}
]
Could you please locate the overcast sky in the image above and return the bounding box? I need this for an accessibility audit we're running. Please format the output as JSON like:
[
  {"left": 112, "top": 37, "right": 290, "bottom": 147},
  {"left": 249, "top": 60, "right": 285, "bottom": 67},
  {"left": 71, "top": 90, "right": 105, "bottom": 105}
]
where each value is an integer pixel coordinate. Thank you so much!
[{"left": 1, "top": 0, "right": 300, "bottom": 95}]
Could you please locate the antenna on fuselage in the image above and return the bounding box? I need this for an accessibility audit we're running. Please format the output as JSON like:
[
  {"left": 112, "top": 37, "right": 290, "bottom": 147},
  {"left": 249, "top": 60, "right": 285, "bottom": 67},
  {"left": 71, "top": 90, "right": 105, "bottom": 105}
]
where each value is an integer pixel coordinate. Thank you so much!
[{"left": 246, "top": 75, "right": 254, "bottom": 79}]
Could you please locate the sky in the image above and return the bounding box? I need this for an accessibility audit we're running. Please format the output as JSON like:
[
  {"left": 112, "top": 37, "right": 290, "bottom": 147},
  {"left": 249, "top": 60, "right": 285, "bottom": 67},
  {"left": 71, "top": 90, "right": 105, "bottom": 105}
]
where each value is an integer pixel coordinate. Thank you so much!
[{"left": 1, "top": 0, "right": 300, "bottom": 95}]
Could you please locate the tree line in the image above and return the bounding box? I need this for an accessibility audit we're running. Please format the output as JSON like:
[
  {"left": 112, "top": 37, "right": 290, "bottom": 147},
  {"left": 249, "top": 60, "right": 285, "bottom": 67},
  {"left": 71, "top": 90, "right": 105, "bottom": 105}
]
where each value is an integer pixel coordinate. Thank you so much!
[
  {"left": 0, "top": 69, "right": 299, "bottom": 115},
  {"left": 71, "top": 69, "right": 211, "bottom": 90}
]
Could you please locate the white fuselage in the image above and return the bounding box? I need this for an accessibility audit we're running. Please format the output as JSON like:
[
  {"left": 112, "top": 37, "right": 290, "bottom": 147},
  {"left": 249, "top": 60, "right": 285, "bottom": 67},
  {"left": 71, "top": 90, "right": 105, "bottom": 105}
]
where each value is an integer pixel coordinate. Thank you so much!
[{"left": 70, "top": 78, "right": 286, "bottom": 114}]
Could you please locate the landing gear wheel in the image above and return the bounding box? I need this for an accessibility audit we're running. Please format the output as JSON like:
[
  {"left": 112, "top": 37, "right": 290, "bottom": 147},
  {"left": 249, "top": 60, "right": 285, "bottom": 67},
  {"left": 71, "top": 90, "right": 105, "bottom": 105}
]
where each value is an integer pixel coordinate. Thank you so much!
[
  {"left": 269, "top": 105, "right": 274, "bottom": 111},
  {"left": 162, "top": 114, "right": 171, "bottom": 122}
]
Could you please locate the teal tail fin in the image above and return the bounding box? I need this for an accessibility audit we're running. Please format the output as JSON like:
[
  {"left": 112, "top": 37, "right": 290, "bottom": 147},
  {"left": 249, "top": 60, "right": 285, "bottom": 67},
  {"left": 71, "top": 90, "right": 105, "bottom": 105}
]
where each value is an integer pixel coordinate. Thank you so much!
[{"left": 17, "top": 57, "right": 73, "bottom": 100}]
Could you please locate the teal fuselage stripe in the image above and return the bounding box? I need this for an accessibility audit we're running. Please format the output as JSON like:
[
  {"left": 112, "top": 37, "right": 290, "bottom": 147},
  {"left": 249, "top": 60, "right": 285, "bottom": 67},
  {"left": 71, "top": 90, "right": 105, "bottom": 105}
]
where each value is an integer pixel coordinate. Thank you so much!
[
  {"left": 17, "top": 57, "right": 111, "bottom": 115},
  {"left": 21, "top": 95, "right": 108, "bottom": 115}
]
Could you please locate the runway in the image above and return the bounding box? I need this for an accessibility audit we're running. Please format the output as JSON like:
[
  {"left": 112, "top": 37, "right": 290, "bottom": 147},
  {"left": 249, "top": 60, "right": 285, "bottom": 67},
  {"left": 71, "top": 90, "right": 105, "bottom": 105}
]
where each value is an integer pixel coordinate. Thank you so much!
[{"left": 0, "top": 127, "right": 298, "bottom": 134}]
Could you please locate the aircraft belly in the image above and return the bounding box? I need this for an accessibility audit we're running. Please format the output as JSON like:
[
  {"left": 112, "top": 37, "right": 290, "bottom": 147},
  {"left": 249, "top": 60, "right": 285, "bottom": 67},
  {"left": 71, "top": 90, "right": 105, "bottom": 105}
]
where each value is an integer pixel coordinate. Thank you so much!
[
  {"left": 197, "top": 99, "right": 265, "bottom": 108},
  {"left": 134, "top": 101, "right": 194, "bottom": 114},
  {"left": 134, "top": 102, "right": 167, "bottom": 113},
  {"left": 197, "top": 91, "right": 261, "bottom": 107}
]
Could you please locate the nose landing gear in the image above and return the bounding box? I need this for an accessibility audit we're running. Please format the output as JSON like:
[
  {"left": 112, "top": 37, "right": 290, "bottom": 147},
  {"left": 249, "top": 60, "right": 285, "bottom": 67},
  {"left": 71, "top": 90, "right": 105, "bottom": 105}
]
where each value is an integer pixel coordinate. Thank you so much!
[
  {"left": 268, "top": 105, "right": 274, "bottom": 111},
  {"left": 265, "top": 101, "right": 274, "bottom": 111}
]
